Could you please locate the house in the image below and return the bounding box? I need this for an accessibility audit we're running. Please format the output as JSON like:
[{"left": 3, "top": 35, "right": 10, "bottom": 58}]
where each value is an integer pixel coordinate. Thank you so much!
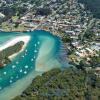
[
  {"left": 0, "top": 13, "right": 5, "bottom": 18},
  {"left": 95, "top": 67, "right": 100, "bottom": 77},
  {"left": 0, "top": 29, "right": 4, "bottom": 32},
  {"left": 65, "top": 31, "right": 76, "bottom": 35}
]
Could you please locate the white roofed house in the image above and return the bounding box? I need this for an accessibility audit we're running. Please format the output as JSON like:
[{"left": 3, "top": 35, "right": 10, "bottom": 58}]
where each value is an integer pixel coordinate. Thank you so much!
[
  {"left": 0, "top": 12, "right": 5, "bottom": 18},
  {"left": 95, "top": 67, "right": 100, "bottom": 77},
  {"left": 65, "top": 31, "right": 76, "bottom": 35},
  {"left": 0, "top": 12, "right": 5, "bottom": 23}
]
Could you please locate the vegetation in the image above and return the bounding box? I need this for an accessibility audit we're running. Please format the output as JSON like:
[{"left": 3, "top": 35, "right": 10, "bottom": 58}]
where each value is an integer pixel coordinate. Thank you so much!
[
  {"left": 0, "top": 41, "right": 24, "bottom": 67},
  {"left": 13, "top": 67, "right": 100, "bottom": 100},
  {"left": 78, "top": 0, "right": 100, "bottom": 19},
  {"left": 83, "top": 31, "right": 95, "bottom": 41},
  {"left": 36, "top": 7, "right": 52, "bottom": 16},
  {"left": 89, "top": 53, "right": 100, "bottom": 68},
  {"left": 0, "top": 4, "right": 27, "bottom": 21},
  {"left": 61, "top": 33, "right": 72, "bottom": 43}
]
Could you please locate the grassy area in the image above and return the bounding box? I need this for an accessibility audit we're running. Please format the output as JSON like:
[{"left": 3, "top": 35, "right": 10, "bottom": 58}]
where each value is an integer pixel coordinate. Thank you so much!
[
  {"left": 1, "top": 22, "right": 12, "bottom": 31},
  {"left": 1, "top": 22, "right": 27, "bottom": 32},
  {"left": 12, "top": 16, "right": 19, "bottom": 22}
]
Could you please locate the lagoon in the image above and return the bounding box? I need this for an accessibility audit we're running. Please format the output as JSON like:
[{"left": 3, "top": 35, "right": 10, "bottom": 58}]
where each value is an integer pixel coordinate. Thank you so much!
[{"left": 0, "top": 30, "right": 61, "bottom": 100}]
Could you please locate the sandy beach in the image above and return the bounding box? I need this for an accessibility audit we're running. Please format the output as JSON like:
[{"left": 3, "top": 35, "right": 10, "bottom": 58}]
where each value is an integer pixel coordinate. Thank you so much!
[{"left": 0, "top": 35, "right": 31, "bottom": 59}]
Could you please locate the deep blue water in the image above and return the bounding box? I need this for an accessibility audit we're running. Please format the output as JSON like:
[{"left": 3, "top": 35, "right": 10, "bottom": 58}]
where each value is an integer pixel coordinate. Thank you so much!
[{"left": 0, "top": 30, "right": 61, "bottom": 92}]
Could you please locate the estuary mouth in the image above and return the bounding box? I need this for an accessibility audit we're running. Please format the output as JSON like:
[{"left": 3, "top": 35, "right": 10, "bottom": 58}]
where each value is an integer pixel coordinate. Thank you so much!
[{"left": 0, "top": 30, "right": 61, "bottom": 100}]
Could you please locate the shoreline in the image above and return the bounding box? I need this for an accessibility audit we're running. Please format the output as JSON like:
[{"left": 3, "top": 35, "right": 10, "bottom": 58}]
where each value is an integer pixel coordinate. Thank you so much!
[
  {"left": 0, "top": 30, "right": 62, "bottom": 100},
  {"left": 0, "top": 35, "right": 31, "bottom": 59}
]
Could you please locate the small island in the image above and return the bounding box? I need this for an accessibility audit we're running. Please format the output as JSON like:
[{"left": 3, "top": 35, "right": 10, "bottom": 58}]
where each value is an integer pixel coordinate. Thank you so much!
[
  {"left": 0, "top": 41, "right": 24, "bottom": 67},
  {"left": 0, "top": 35, "right": 31, "bottom": 68}
]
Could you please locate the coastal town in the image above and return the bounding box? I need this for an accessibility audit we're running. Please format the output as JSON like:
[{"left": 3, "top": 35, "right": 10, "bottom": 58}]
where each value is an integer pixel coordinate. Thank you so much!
[
  {"left": 0, "top": 0, "right": 100, "bottom": 100},
  {"left": 0, "top": 0, "right": 99, "bottom": 73}
]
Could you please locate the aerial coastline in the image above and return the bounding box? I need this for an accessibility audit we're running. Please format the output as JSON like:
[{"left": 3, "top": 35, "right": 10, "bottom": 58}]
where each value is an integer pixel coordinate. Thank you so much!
[
  {"left": 0, "top": 0, "right": 100, "bottom": 100},
  {"left": 0, "top": 30, "right": 61, "bottom": 100}
]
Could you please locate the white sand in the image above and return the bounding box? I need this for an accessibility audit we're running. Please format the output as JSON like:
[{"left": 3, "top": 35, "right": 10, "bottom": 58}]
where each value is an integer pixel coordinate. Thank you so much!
[
  {"left": 0, "top": 35, "right": 31, "bottom": 59},
  {"left": 0, "top": 70, "right": 42, "bottom": 100},
  {"left": 35, "top": 36, "right": 61, "bottom": 72}
]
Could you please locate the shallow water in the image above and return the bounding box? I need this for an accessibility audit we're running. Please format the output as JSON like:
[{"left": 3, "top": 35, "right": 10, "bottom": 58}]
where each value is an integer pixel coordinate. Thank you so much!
[{"left": 0, "top": 30, "right": 61, "bottom": 100}]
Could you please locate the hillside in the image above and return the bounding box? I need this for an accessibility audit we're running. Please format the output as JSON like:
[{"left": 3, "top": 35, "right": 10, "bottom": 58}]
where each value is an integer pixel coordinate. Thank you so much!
[{"left": 1, "top": 0, "right": 100, "bottom": 19}]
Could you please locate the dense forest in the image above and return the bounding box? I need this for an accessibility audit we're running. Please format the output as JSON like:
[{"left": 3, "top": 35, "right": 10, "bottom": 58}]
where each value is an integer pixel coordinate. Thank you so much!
[
  {"left": 13, "top": 68, "right": 100, "bottom": 100},
  {"left": 78, "top": 0, "right": 100, "bottom": 19}
]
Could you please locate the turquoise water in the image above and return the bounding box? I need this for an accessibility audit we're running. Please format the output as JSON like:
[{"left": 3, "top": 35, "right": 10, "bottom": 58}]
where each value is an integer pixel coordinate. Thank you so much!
[{"left": 0, "top": 30, "right": 61, "bottom": 100}]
